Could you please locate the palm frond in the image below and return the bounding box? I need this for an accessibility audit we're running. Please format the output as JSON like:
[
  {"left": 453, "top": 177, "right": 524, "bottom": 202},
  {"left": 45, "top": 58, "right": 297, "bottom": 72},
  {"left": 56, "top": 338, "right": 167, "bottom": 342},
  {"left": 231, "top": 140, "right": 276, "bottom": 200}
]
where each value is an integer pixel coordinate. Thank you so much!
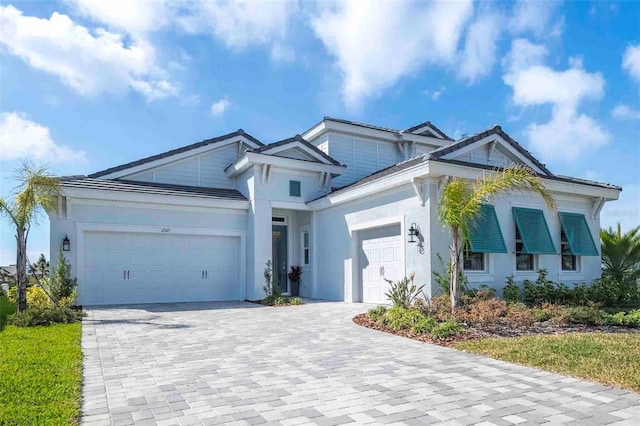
[{"left": 12, "top": 161, "right": 62, "bottom": 226}]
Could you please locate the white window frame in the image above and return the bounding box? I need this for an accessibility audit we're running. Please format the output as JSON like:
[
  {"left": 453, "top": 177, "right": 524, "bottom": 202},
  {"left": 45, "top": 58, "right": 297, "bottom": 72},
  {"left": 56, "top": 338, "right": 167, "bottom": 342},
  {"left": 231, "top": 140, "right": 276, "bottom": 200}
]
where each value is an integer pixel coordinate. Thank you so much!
[
  {"left": 300, "top": 228, "right": 310, "bottom": 266},
  {"left": 514, "top": 225, "right": 537, "bottom": 274},
  {"left": 560, "top": 228, "right": 581, "bottom": 273}
]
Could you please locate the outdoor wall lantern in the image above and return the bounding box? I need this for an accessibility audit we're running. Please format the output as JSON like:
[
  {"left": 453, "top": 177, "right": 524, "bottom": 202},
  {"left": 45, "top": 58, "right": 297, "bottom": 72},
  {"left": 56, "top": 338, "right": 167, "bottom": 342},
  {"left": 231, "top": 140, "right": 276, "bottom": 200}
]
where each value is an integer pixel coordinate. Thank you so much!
[
  {"left": 62, "top": 235, "right": 70, "bottom": 252},
  {"left": 408, "top": 223, "right": 420, "bottom": 243}
]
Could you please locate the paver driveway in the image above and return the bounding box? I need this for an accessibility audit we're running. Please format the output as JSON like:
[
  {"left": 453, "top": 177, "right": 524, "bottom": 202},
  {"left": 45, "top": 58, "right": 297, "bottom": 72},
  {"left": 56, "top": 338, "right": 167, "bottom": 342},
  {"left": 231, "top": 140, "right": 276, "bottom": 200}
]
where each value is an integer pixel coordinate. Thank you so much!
[{"left": 81, "top": 301, "right": 640, "bottom": 426}]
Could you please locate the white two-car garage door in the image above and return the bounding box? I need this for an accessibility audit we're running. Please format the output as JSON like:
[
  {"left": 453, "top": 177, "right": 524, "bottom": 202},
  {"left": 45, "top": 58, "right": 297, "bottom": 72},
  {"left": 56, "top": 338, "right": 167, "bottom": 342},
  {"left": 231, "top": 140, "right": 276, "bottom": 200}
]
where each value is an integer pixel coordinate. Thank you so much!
[
  {"left": 360, "top": 224, "right": 405, "bottom": 304},
  {"left": 82, "top": 231, "right": 241, "bottom": 305}
]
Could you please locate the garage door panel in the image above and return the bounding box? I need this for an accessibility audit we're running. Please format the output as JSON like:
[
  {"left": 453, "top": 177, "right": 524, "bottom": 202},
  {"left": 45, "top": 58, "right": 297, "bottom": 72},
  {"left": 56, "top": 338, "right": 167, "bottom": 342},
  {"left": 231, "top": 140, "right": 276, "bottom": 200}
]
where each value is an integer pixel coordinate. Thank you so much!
[
  {"left": 82, "top": 231, "right": 241, "bottom": 305},
  {"left": 360, "top": 224, "right": 404, "bottom": 304}
]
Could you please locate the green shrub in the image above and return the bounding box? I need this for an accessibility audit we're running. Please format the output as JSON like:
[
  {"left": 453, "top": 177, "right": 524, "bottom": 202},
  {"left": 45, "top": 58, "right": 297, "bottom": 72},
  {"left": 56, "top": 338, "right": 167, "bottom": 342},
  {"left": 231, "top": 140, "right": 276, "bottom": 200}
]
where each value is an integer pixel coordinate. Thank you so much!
[
  {"left": 523, "top": 270, "right": 557, "bottom": 306},
  {"left": 566, "top": 306, "right": 602, "bottom": 326},
  {"left": 534, "top": 308, "right": 553, "bottom": 322},
  {"left": 412, "top": 316, "right": 437, "bottom": 334},
  {"left": 384, "top": 273, "right": 424, "bottom": 308},
  {"left": 381, "top": 306, "right": 425, "bottom": 330},
  {"left": 9, "top": 307, "right": 84, "bottom": 327},
  {"left": 430, "top": 321, "right": 462, "bottom": 339},
  {"left": 502, "top": 275, "right": 522, "bottom": 303},
  {"left": 290, "top": 297, "right": 303, "bottom": 305},
  {"left": 49, "top": 249, "right": 77, "bottom": 303},
  {"left": 273, "top": 296, "right": 287, "bottom": 306},
  {"left": 601, "top": 309, "right": 640, "bottom": 327},
  {"left": 368, "top": 305, "right": 387, "bottom": 321}
]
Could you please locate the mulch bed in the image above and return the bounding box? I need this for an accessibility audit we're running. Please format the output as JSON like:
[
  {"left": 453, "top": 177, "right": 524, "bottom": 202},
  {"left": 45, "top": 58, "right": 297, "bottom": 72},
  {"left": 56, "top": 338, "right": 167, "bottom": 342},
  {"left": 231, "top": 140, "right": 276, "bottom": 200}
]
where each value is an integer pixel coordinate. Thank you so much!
[
  {"left": 353, "top": 313, "right": 639, "bottom": 347},
  {"left": 245, "top": 299, "right": 302, "bottom": 307}
]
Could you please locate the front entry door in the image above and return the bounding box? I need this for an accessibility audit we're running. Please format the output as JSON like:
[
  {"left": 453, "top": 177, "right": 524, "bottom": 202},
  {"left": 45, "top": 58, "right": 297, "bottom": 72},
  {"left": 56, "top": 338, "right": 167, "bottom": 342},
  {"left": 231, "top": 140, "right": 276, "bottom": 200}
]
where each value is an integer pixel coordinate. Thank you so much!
[{"left": 272, "top": 225, "right": 288, "bottom": 294}]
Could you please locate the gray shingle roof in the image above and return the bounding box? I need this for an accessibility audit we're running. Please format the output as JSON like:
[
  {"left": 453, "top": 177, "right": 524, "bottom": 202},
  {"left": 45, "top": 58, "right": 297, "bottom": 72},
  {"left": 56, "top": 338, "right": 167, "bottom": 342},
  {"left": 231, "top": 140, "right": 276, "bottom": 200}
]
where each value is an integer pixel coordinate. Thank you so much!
[
  {"left": 251, "top": 134, "right": 342, "bottom": 166},
  {"left": 60, "top": 177, "right": 248, "bottom": 200},
  {"left": 428, "top": 125, "right": 553, "bottom": 176},
  {"left": 403, "top": 121, "right": 453, "bottom": 140},
  {"left": 89, "top": 129, "right": 263, "bottom": 178},
  {"left": 303, "top": 116, "right": 452, "bottom": 141},
  {"left": 309, "top": 154, "right": 620, "bottom": 202}
]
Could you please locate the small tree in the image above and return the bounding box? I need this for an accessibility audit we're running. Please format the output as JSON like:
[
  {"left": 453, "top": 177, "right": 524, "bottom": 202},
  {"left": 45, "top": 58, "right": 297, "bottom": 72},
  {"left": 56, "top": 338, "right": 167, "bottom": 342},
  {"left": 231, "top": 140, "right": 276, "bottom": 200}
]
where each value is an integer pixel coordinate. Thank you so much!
[
  {"left": 50, "top": 248, "right": 77, "bottom": 304},
  {"left": 437, "top": 165, "right": 555, "bottom": 309},
  {"left": 0, "top": 162, "right": 61, "bottom": 312},
  {"left": 31, "top": 253, "right": 49, "bottom": 279}
]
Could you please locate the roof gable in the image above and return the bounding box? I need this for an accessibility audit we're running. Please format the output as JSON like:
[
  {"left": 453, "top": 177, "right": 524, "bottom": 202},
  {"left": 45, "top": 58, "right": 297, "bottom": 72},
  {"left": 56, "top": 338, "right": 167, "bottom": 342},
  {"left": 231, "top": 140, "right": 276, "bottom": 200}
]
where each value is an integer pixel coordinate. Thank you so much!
[
  {"left": 89, "top": 129, "right": 262, "bottom": 179},
  {"left": 252, "top": 135, "right": 341, "bottom": 166},
  {"left": 427, "top": 126, "right": 553, "bottom": 176},
  {"left": 404, "top": 121, "right": 453, "bottom": 140}
]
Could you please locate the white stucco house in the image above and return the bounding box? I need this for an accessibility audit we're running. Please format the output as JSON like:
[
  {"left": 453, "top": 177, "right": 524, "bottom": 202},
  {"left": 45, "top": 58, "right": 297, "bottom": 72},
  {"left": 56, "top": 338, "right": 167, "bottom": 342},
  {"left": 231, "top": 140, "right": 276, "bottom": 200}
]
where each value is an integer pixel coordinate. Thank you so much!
[{"left": 49, "top": 117, "right": 621, "bottom": 306}]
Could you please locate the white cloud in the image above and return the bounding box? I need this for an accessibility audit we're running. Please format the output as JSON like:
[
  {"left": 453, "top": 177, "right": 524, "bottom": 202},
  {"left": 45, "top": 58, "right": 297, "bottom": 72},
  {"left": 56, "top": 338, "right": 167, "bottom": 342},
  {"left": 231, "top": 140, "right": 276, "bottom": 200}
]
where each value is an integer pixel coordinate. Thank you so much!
[
  {"left": 178, "top": 0, "right": 297, "bottom": 59},
  {"left": 311, "top": 0, "right": 474, "bottom": 109},
  {"left": 503, "top": 39, "right": 610, "bottom": 161},
  {"left": 0, "top": 112, "right": 86, "bottom": 163},
  {"left": 457, "top": 12, "right": 502, "bottom": 84},
  {"left": 210, "top": 98, "right": 231, "bottom": 116},
  {"left": 622, "top": 44, "right": 640, "bottom": 82},
  {"left": 0, "top": 5, "right": 177, "bottom": 101},
  {"left": 509, "top": 0, "right": 564, "bottom": 38},
  {"left": 611, "top": 104, "right": 640, "bottom": 120},
  {"left": 67, "top": 0, "right": 170, "bottom": 35},
  {"left": 423, "top": 86, "right": 446, "bottom": 101}
]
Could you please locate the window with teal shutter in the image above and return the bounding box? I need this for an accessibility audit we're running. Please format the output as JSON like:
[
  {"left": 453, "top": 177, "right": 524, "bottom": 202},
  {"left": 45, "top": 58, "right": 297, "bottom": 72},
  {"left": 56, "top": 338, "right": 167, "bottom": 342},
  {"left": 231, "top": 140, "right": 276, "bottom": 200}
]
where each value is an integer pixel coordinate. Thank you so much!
[
  {"left": 558, "top": 212, "right": 598, "bottom": 256},
  {"left": 467, "top": 204, "right": 507, "bottom": 253},
  {"left": 512, "top": 207, "right": 556, "bottom": 254}
]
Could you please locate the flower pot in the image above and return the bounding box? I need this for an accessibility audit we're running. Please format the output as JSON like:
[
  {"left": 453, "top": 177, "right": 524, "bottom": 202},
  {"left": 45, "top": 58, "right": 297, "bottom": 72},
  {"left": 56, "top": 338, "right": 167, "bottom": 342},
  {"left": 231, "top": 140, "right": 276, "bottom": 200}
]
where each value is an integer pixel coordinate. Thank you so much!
[{"left": 290, "top": 281, "right": 300, "bottom": 297}]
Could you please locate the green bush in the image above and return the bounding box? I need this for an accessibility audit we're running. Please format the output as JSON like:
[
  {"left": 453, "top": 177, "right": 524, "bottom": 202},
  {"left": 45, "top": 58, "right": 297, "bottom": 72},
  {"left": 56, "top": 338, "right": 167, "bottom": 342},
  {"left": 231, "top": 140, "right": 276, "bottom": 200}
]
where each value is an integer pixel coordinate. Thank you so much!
[
  {"left": 601, "top": 309, "right": 640, "bottom": 327},
  {"left": 566, "top": 306, "right": 602, "bottom": 326},
  {"left": 384, "top": 273, "right": 424, "bottom": 308},
  {"left": 381, "top": 306, "right": 425, "bottom": 330},
  {"left": 49, "top": 249, "right": 77, "bottom": 304},
  {"left": 412, "top": 316, "right": 437, "bottom": 334},
  {"left": 368, "top": 305, "right": 387, "bottom": 321},
  {"left": 502, "top": 275, "right": 521, "bottom": 303},
  {"left": 289, "top": 297, "right": 303, "bottom": 305},
  {"left": 430, "top": 321, "right": 462, "bottom": 339},
  {"left": 9, "top": 307, "right": 84, "bottom": 327},
  {"left": 534, "top": 308, "right": 553, "bottom": 322},
  {"left": 273, "top": 296, "right": 287, "bottom": 306}
]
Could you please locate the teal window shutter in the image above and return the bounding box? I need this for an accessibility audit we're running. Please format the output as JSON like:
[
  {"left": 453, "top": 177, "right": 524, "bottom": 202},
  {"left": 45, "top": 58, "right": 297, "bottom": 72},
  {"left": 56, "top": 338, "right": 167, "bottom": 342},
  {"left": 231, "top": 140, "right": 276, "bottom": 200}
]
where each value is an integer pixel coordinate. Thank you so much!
[
  {"left": 468, "top": 204, "right": 507, "bottom": 253},
  {"left": 512, "top": 207, "right": 556, "bottom": 254},
  {"left": 558, "top": 212, "right": 599, "bottom": 256}
]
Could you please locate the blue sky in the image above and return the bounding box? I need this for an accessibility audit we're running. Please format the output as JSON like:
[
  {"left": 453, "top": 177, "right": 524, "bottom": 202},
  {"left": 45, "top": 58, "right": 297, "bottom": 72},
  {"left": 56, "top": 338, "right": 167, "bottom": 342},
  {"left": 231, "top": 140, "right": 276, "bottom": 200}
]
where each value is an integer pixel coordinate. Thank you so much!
[{"left": 1, "top": 0, "right": 639, "bottom": 265}]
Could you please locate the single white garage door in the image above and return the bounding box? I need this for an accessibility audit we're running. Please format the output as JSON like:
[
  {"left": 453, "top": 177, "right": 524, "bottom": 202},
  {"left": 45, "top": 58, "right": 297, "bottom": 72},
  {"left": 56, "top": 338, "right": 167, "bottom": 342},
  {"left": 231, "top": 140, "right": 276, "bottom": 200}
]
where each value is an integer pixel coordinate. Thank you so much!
[
  {"left": 360, "top": 224, "right": 405, "bottom": 304},
  {"left": 82, "top": 231, "right": 240, "bottom": 305}
]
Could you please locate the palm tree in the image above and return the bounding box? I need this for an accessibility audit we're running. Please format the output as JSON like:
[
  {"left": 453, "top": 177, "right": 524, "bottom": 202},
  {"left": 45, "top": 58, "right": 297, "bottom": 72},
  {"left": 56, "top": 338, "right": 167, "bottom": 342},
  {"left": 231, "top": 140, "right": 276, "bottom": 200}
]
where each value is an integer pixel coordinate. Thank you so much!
[
  {"left": 600, "top": 224, "right": 640, "bottom": 283},
  {"left": 0, "top": 162, "right": 61, "bottom": 312},
  {"left": 437, "top": 164, "right": 556, "bottom": 308}
]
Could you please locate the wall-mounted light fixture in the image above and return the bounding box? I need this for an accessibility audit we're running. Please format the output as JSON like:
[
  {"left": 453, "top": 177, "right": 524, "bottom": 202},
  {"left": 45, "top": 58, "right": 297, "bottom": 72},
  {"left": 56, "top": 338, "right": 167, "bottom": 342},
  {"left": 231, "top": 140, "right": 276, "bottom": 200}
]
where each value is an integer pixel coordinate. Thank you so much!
[
  {"left": 408, "top": 223, "right": 420, "bottom": 243},
  {"left": 62, "top": 235, "right": 70, "bottom": 252}
]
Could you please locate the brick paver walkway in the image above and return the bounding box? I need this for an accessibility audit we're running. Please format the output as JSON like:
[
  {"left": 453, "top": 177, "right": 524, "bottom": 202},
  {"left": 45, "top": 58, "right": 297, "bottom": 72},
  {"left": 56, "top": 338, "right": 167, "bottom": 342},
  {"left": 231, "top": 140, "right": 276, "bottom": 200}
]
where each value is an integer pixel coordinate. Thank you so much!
[{"left": 81, "top": 301, "right": 640, "bottom": 425}]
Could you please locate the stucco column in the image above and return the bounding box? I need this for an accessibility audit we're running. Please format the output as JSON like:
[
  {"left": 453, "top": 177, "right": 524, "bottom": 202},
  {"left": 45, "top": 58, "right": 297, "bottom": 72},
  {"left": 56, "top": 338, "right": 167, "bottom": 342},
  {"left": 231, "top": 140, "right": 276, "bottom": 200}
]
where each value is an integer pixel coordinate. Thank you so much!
[{"left": 247, "top": 198, "right": 272, "bottom": 300}]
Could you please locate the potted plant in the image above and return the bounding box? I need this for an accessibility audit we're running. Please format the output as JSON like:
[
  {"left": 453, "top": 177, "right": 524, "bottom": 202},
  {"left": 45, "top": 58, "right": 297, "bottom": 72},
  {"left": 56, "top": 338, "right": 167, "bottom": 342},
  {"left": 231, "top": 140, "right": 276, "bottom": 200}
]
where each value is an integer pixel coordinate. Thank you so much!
[{"left": 287, "top": 266, "right": 302, "bottom": 297}]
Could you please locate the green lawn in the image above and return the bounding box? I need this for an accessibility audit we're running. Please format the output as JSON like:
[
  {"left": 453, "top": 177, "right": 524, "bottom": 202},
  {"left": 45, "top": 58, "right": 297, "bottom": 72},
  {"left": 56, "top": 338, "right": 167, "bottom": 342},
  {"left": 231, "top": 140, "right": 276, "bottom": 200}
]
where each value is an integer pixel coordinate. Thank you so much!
[
  {"left": 0, "top": 295, "right": 82, "bottom": 425},
  {"left": 454, "top": 333, "right": 640, "bottom": 392}
]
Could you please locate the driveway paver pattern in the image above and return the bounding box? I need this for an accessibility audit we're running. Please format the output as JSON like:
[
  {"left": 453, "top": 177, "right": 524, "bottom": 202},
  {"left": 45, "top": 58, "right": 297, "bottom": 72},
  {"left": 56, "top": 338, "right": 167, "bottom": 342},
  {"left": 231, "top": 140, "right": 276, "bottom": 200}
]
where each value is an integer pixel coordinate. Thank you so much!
[{"left": 81, "top": 301, "right": 640, "bottom": 425}]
